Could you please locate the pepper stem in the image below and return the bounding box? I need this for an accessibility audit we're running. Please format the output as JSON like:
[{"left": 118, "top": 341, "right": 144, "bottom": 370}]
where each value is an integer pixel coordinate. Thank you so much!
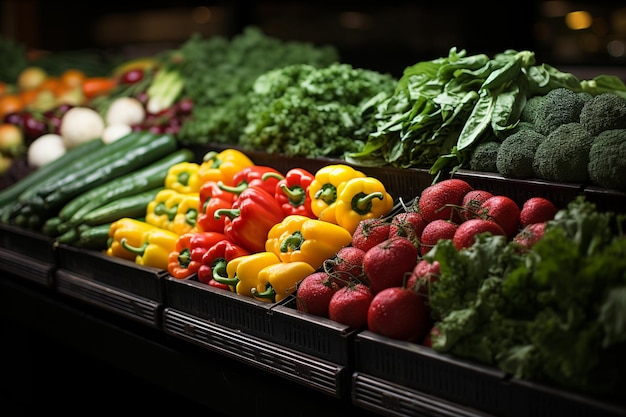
[
  {"left": 177, "top": 171, "right": 190, "bottom": 187},
  {"left": 280, "top": 184, "right": 305, "bottom": 206},
  {"left": 214, "top": 208, "right": 241, "bottom": 221},
  {"left": 120, "top": 238, "right": 148, "bottom": 256},
  {"left": 211, "top": 258, "right": 228, "bottom": 281},
  {"left": 217, "top": 181, "right": 248, "bottom": 196},
  {"left": 351, "top": 192, "right": 384, "bottom": 215},
  {"left": 261, "top": 172, "right": 285, "bottom": 182},
  {"left": 314, "top": 183, "right": 337, "bottom": 204},
  {"left": 251, "top": 285, "right": 276, "bottom": 302},
  {"left": 177, "top": 248, "right": 191, "bottom": 268},
  {"left": 154, "top": 202, "right": 178, "bottom": 220},
  {"left": 280, "top": 230, "right": 304, "bottom": 253}
]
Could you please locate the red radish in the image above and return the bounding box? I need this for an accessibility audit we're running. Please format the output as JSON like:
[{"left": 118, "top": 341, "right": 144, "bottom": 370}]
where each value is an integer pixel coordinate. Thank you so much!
[
  {"left": 480, "top": 195, "right": 521, "bottom": 239},
  {"left": 460, "top": 189, "right": 494, "bottom": 221},
  {"left": 367, "top": 287, "right": 431, "bottom": 342},
  {"left": 406, "top": 259, "right": 440, "bottom": 298},
  {"left": 351, "top": 217, "right": 391, "bottom": 252},
  {"left": 452, "top": 218, "right": 506, "bottom": 250},
  {"left": 328, "top": 283, "right": 373, "bottom": 328},
  {"left": 296, "top": 271, "right": 338, "bottom": 318},
  {"left": 418, "top": 178, "right": 473, "bottom": 223},
  {"left": 513, "top": 222, "right": 547, "bottom": 252},
  {"left": 388, "top": 211, "right": 427, "bottom": 246},
  {"left": 422, "top": 325, "right": 442, "bottom": 348},
  {"left": 362, "top": 236, "right": 418, "bottom": 294},
  {"left": 519, "top": 197, "right": 558, "bottom": 227},
  {"left": 329, "top": 246, "right": 366, "bottom": 286},
  {"left": 419, "top": 219, "right": 458, "bottom": 256}
]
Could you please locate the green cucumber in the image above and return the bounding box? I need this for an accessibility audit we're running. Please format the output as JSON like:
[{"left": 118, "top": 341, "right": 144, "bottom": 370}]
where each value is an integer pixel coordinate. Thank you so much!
[
  {"left": 77, "top": 223, "right": 113, "bottom": 250},
  {"left": 0, "top": 137, "right": 105, "bottom": 209},
  {"left": 80, "top": 187, "right": 163, "bottom": 226},
  {"left": 58, "top": 148, "right": 194, "bottom": 224},
  {"left": 39, "top": 133, "right": 178, "bottom": 213}
]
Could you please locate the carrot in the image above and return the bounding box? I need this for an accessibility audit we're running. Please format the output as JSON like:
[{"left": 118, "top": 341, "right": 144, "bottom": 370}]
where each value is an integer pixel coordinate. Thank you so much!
[{"left": 82, "top": 77, "right": 118, "bottom": 99}]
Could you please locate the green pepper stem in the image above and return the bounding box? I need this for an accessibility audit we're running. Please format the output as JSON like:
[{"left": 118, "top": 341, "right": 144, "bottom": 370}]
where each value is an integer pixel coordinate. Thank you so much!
[
  {"left": 178, "top": 248, "right": 191, "bottom": 268},
  {"left": 352, "top": 192, "right": 384, "bottom": 215},
  {"left": 261, "top": 172, "right": 285, "bottom": 182},
  {"left": 251, "top": 285, "right": 276, "bottom": 302},
  {"left": 202, "top": 150, "right": 219, "bottom": 165},
  {"left": 217, "top": 181, "right": 248, "bottom": 196},
  {"left": 177, "top": 171, "right": 190, "bottom": 187},
  {"left": 120, "top": 238, "right": 148, "bottom": 256},
  {"left": 280, "top": 230, "right": 304, "bottom": 253},
  {"left": 154, "top": 202, "right": 178, "bottom": 220},
  {"left": 214, "top": 208, "right": 241, "bottom": 221},
  {"left": 213, "top": 273, "right": 239, "bottom": 286},
  {"left": 211, "top": 258, "right": 228, "bottom": 281},
  {"left": 280, "top": 184, "right": 305, "bottom": 206},
  {"left": 314, "top": 183, "right": 336, "bottom": 204}
]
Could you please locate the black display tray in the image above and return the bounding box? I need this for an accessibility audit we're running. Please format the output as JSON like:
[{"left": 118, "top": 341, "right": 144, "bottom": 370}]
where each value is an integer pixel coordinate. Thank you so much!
[
  {"left": 162, "top": 307, "right": 350, "bottom": 398},
  {"left": 0, "top": 223, "right": 56, "bottom": 287}
]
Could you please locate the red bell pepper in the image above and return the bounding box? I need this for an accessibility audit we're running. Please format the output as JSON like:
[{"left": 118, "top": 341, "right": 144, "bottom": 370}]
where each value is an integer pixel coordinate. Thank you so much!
[
  {"left": 264, "top": 168, "right": 315, "bottom": 218},
  {"left": 214, "top": 186, "right": 286, "bottom": 253},
  {"left": 196, "top": 181, "right": 236, "bottom": 233},
  {"left": 197, "top": 238, "right": 250, "bottom": 289},
  {"left": 168, "top": 231, "right": 227, "bottom": 279},
  {"left": 218, "top": 165, "right": 284, "bottom": 198}
]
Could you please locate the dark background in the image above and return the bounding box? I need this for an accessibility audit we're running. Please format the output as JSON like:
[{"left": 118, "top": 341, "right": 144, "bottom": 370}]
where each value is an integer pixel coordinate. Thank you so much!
[{"left": 2, "top": 0, "right": 626, "bottom": 80}]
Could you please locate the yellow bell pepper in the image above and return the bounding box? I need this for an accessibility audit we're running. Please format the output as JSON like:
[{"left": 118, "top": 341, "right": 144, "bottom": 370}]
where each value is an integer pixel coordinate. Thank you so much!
[
  {"left": 164, "top": 161, "right": 201, "bottom": 194},
  {"left": 197, "top": 149, "right": 254, "bottom": 187},
  {"left": 252, "top": 261, "right": 315, "bottom": 303},
  {"left": 145, "top": 189, "right": 199, "bottom": 235},
  {"left": 265, "top": 215, "right": 353, "bottom": 270},
  {"left": 106, "top": 217, "right": 157, "bottom": 261},
  {"left": 335, "top": 176, "right": 394, "bottom": 235},
  {"left": 119, "top": 225, "right": 179, "bottom": 270},
  {"left": 308, "top": 164, "right": 365, "bottom": 224},
  {"left": 213, "top": 251, "right": 280, "bottom": 298}
]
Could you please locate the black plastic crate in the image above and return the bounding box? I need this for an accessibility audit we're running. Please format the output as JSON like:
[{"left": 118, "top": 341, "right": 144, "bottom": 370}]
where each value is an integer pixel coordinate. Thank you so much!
[
  {"left": 453, "top": 169, "right": 585, "bottom": 209},
  {"left": 0, "top": 223, "right": 56, "bottom": 265},
  {"left": 0, "top": 247, "right": 56, "bottom": 287},
  {"left": 582, "top": 185, "right": 626, "bottom": 214},
  {"left": 162, "top": 307, "right": 351, "bottom": 398},
  {"left": 55, "top": 243, "right": 167, "bottom": 302},
  {"left": 354, "top": 331, "right": 510, "bottom": 417}
]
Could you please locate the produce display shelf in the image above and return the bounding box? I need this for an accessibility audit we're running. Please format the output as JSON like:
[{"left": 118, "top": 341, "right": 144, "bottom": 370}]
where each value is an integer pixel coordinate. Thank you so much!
[
  {"left": 55, "top": 269, "right": 162, "bottom": 328},
  {"left": 354, "top": 331, "right": 626, "bottom": 417},
  {"left": 164, "top": 275, "right": 356, "bottom": 366},
  {"left": 162, "top": 307, "right": 350, "bottom": 398},
  {"left": 352, "top": 372, "right": 495, "bottom": 417},
  {"left": 0, "top": 222, "right": 57, "bottom": 287}
]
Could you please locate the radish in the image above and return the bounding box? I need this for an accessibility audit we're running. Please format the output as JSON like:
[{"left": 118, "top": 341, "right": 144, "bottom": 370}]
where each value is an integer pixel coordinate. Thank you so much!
[{"left": 367, "top": 286, "right": 431, "bottom": 342}]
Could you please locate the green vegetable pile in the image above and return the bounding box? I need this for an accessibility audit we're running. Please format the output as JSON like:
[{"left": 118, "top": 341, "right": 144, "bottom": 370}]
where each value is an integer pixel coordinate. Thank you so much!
[
  {"left": 345, "top": 47, "right": 626, "bottom": 182},
  {"left": 172, "top": 27, "right": 340, "bottom": 145},
  {"left": 425, "top": 196, "right": 626, "bottom": 402}
]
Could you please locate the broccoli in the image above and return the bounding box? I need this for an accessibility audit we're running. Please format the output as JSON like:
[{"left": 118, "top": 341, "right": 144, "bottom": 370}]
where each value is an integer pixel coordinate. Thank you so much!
[
  {"left": 469, "top": 140, "right": 500, "bottom": 172},
  {"left": 579, "top": 92, "right": 626, "bottom": 136},
  {"left": 532, "top": 122, "right": 595, "bottom": 183},
  {"left": 588, "top": 128, "right": 626, "bottom": 191},
  {"left": 496, "top": 128, "right": 546, "bottom": 178},
  {"left": 534, "top": 87, "right": 586, "bottom": 136},
  {"left": 520, "top": 95, "right": 544, "bottom": 124}
]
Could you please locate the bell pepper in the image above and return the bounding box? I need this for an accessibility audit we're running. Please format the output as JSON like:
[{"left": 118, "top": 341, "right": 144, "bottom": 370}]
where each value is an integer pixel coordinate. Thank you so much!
[
  {"left": 218, "top": 165, "right": 284, "bottom": 198},
  {"left": 308, "top": 164, "right": 365, "bottom": 224},
  {"left": 117, "top": 224, "right": 179, "bottom": 270},
  {"left": 214, "top": 186, "right": 285, "bottom": 253},
  {"left": 164, "top": 161, "right": 201, "bottom": 194},
  {"left": 265, "top": 214, "right": 353, "bottom": 270},
  {"left": 196, "top": 181, "right": 235, "bottom": 233},
  {"left": 168, "top": 231, "right": 227, "bottom": 280},
  {"left": 264, "top": 168, "right": 315, "bottom": 218},
  {"left": 146, "top": 189, "right": 200, "bottom": 235},
  {"left": 213, "top": 251, "right": 280, "bottom": 297},
  {"left": 335, "top": 176, "right": 395, "bottom": 235},
  {"left": 252, "top": 261, "right": 315, "bottom": 303},
  {"left": 197, "top": 238, "right": 250, "bottom": 288},
  {"left": 197, "top": 149, "right": 254, "bottom": 187},
  {"left": 106, "top": 217, "right": 157, "bottom": 261}
]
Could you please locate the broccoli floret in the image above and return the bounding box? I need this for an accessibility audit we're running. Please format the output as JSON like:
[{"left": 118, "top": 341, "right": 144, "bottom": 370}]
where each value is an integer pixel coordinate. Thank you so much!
[
  {"left": 535, "top": 87, "right": 586, "bottom": 136},
  {"left": 579, "top": 92, "right": 626, "bottom": 136},
  {"left": 469, "top": 140, "right": 500, "bottom": 172},
  {"left": 588, "top": 128, "right": 626, "bottom": 191},
  {"left": 520, "top": 95, "right": 544, "bottom": 124},
  {"left": 496, "top": 128, "right": 546, "bottom": 178},
  {"left": 532, "top": 122, "right": 594, "bottom": 183}
]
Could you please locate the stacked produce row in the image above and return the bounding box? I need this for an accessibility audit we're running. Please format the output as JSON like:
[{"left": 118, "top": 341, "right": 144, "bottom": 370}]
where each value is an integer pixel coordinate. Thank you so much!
[{"left": 1, "top": 27, "right": 625, "bottom": 417}]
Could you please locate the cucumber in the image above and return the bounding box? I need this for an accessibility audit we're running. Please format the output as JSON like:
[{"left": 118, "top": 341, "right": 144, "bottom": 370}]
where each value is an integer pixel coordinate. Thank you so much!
[
  {"left": 58, "top": 148, "right": 194, "bottom": 224},
  {"left": 77, "top": 223, "right": 113, "bottom": 250},
  {"left": 0, "top": 137, "right": 105, "bottom": 209},
  {"left": 80, "top": 187, "right": 163, "bottom": 227},
  {"left": 39, "top": 133, "right": 178, "bottom": 213}
]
